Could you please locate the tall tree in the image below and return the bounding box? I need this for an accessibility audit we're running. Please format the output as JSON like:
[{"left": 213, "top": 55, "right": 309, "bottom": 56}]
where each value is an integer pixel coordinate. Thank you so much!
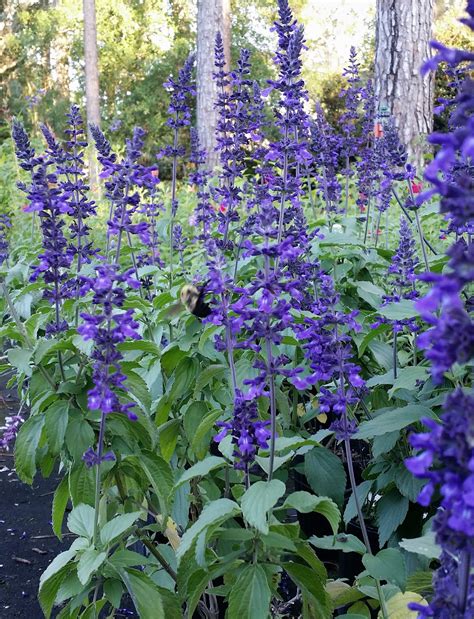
[
  {"left": 83, "top": 0, "right": 100, "bottom": 186},
  {"left": 375, "top": 0, "right": 434, "bottom": 168},
  {"left": 196, "top": 0, "right": 231, "bottom": 170}
]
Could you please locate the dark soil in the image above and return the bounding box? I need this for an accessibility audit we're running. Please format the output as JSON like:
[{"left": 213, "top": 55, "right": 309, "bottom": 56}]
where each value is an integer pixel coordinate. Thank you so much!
[{"left": 0, "top": 382, "right": 66, "bottom": 617}]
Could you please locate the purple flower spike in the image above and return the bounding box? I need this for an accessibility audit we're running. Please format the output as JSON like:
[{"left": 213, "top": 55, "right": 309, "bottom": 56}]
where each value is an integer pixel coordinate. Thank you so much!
[{"left": 78, "top": 264, "right": 141, "bottom": 421}]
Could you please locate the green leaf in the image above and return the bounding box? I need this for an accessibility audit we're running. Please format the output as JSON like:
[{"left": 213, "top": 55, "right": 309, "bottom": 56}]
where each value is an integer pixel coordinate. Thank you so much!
[
  {"left": 8, "top": 347, "right": 33, "bottom": 376},
  {"left": 193, "top": 364, "right": 227, "bottom": 396},
  {"left": 52, "top": 476, "right": 70, "bottom": 540},
  {"left": 119, "top": 568, "right": 165, "bottom": 619},
  {"left": 309, "top": 534, "right": 366, "bottom": 555},
  {"left": 344, "top": 480, "right": 373, "bottom": 524},
  {"left": 65, "top": 414, "right": 95, "bottom": 463},
  {"left": 40, "top": 549, "right": 77, "bottom": 591},
  {"left": 174, "top": 456, "right": 226, "bottom": 490},
  {"left": 228, "top": 564, "right": 272, "bottom": 619},
  {"left": 44, "top": 401, "right": 69, "bottom": 455},
  {"left": 158, "top": 419, "right": 180, "bottom": 462},
  {"left": 281, "top": 492, "right": 340, "bottom": 535},
  {"left": 14, "top": 414, "right": 44, "bottom": 484},
  {"left": 357, "top": 281, "right": 385, "bottom": 309},
  {"left": 191, "top": 409, "right": 223, "bottom": 459},
  {"left": 388, "top": 366, "right": 429, "bottom": 398},
  {"left": 241, "top": 480, "right": 286, "bottom": 535},
  {"left": 378, "top": 299, "right": 419, "bottom": 321},
  {"left": 69, "top": 464, "right": 95, "bottom": 507},
  {"left": 14, "top": 292, "right": 33, "bottom": 319},
  {"left": 124, "top": 369, "right": 151, "bottom": 413},
  {"left": 376, "top": 489, "right": 409, "bottom": 547},
  {"left": 169, "top": 357, "right": 198, "bottom": 401},
  {"left": 108, "top": 550, "right": 153, "bottom": 568},
  {"left": 283, "top": 562, "right": 332, "bottom": 618},
  {"left": 136, "top": 451, "right": 174, "bottom": 516},
  {"left": 362, "top": 548, "right": 407, "bottom": 589},
  {"left": 39, "top": 563, "right": 72, "bottom": 619},
  {"left": 399, "top": 532, "right": 441, "bottom": 560},
  {"left": 304, "top": 447, "right": 346, "bottom": 508},
  {"left": 395, "top": 466, "right": 426, "bottom": 502},
  {"left": 104, "top": 579, "right": 124, "bottom": 608},
  {"left": 176, "top": 498, "right": 241, "bottom": 563},
  {"left": 67, "top": 504, "right": 95, "bottom": 539},
  {"left": 100, "top": 512, "right": 142, "bottom": 546},
  {"left": 356, "top": 405, "right": 436, "bottom": 439},
  {"left": 77, "top": 548, "right": 106, "bottom": 585}
]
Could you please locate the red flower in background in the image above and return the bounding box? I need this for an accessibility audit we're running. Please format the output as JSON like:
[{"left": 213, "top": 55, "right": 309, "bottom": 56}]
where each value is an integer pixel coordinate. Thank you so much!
[{"left": 411, "top": 181, "right": 423, "bottom": 194}]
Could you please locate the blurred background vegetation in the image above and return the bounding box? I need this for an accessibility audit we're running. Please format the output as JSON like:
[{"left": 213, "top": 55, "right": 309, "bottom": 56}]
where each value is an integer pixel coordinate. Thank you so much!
[{"left": 0, "top": 1, "right": 472, "bottom": 165}]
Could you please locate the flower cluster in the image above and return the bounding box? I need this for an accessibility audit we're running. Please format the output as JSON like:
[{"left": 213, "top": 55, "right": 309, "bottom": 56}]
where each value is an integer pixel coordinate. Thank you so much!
[
  {"left": 189, "top": 127, "right": 214, "bottom": 240},
  {"left": 406, "top": 389, "right": 474, "bottom": 617},
  {"left": 294, "top": 274, "right": 364, "bottom": 440},
  {"left": 13, "top": 120, "right": 72, "bottom": 335},
  {"left": 310, "top": 105, "right": 342, "bottom": 218},
  {"left": 374, "top": 217, "right": 420, "bottom": 336},
  {"left": 91, "top": 125, "right": 155, "bottom": 262},
  {"left": 213, "top": 41, "right": 254, "bottom": 247},
  {"left": 0, "top": 213, "right": 11, "bottom": 265},
  {"left": 41, "top": 106, "right": 98, "bottom": 273},
  {"left": 405, "top": 4, "right": 474, "bottom": 616},
  {"left": 215, "top": 390, "right": 271, "bottom": 472},
  {"left": 0, "top": 410, "right": 25, "bottom": 452},
  {"left": 78, "top": 264, "right": 141, "bottom": 465}
]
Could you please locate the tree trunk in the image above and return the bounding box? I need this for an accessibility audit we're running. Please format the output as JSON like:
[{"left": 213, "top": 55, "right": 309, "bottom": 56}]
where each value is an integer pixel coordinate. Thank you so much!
[
  {"left": 196, "top": 0, "right": 231, "bottom": 170},
  {"left": 83, "top": 0, "right": 100, "bottom": 188},
  {"left": 375, "top": 0, "right": 434, "bottom": 169}
]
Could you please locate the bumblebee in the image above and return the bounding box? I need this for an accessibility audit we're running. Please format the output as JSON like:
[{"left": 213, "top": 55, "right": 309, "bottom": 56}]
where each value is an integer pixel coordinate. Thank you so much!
[
  {"left": 166, "top": 283, "right": 211, "bottom": 319},
  {"left": 180, "top": 284, "right": 211, "bottom": 318}
]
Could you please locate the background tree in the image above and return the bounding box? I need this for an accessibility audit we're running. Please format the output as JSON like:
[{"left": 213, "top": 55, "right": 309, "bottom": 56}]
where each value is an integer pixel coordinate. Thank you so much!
[
  {"left": 83, "top": 0, "right": 100, "bottom": 186},
  {"left": 374, "top": 0, "right": 435, "bottom": 168},
  {"left": 196, "top": 0, "right": 231, "bottom": 169}
]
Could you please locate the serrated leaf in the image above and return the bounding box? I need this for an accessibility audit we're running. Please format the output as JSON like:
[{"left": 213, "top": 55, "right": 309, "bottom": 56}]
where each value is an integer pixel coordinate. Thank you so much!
[
  {"left": 283, "top": 562, "right": 332, "bottom": 618},
  {"left": 304, "top": 447, "right": 346, "bottom": 508},
  {"left": 77, "top": 548, "right": 106, "bottom": 585},
  {"left": 281, "top": 492, "right": 340, "bottom": 534},
  {"left": 39, "top": 563, "right": 72, "bottom": 619},
  {"left": 395, "top": 466, "right": 426, "bottom": 502},
  {"left": 69, "top": 464, "right": 95, "bottom": 507},
  {"left": 158, "top": 419, "right": 180, "bottom": 462},
  {"left": 191, "top": 409, "right": 223, "bottom": 458},
  {"left": 376, "top": 489, "right": 409, "bottom": 547},
  {"left": 309, "top": 534, "right": 366, "bottom": 555},
  {"left": 67, "top": 504, "right": 95, "bottom": 539},
  {"left": 378, "top": 299, "right": 419, "bottom": 321},
  {"left": 399, "top": 532, "right": 440, "bottom": 560},
  {"left": 100, "top": 511, "right": 142, "bottom": 546},
  {"left": 357, "top": 281, "right": 385, "bottom": 308},
  {"left": 44, "top": 401, "right": 69, "bottom": 456},
  {"left": 344, "top": 480, "right": 373, "bottom": 525},
  {"left": 362, "top": 548, "right": 407, "bottom": 589},
  {"left": 40, "top": 549, "right": 77, "bottom": 591},
  {"left": 176, "top": 498, "right": 240, "bottom": 563},
  {"left": 14, "top": 414, "right": 44, "bottom": 484},
  {"left": 241, "top": 480, "right": 286, "bottom": 535},
  {"left": 356, "top": 405, "right": 436, "bottom": 440},
  {"left": 174, "top": 456, "right": 226, "bottom": 490},
  {"left": 8, "top": 347, "right": 33, "bottom": 376},
  {"left": 119, "top": 568, "right": 165, "bottom": 619},
  {"left": 52, "top": 476, "right": 69, "bottom": 540},
  {"left": 138, "top": 451, "right": 174, "bottom": 515},
  {"left": 228, "top": 564, "right": 272, "bottom": 619}
]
